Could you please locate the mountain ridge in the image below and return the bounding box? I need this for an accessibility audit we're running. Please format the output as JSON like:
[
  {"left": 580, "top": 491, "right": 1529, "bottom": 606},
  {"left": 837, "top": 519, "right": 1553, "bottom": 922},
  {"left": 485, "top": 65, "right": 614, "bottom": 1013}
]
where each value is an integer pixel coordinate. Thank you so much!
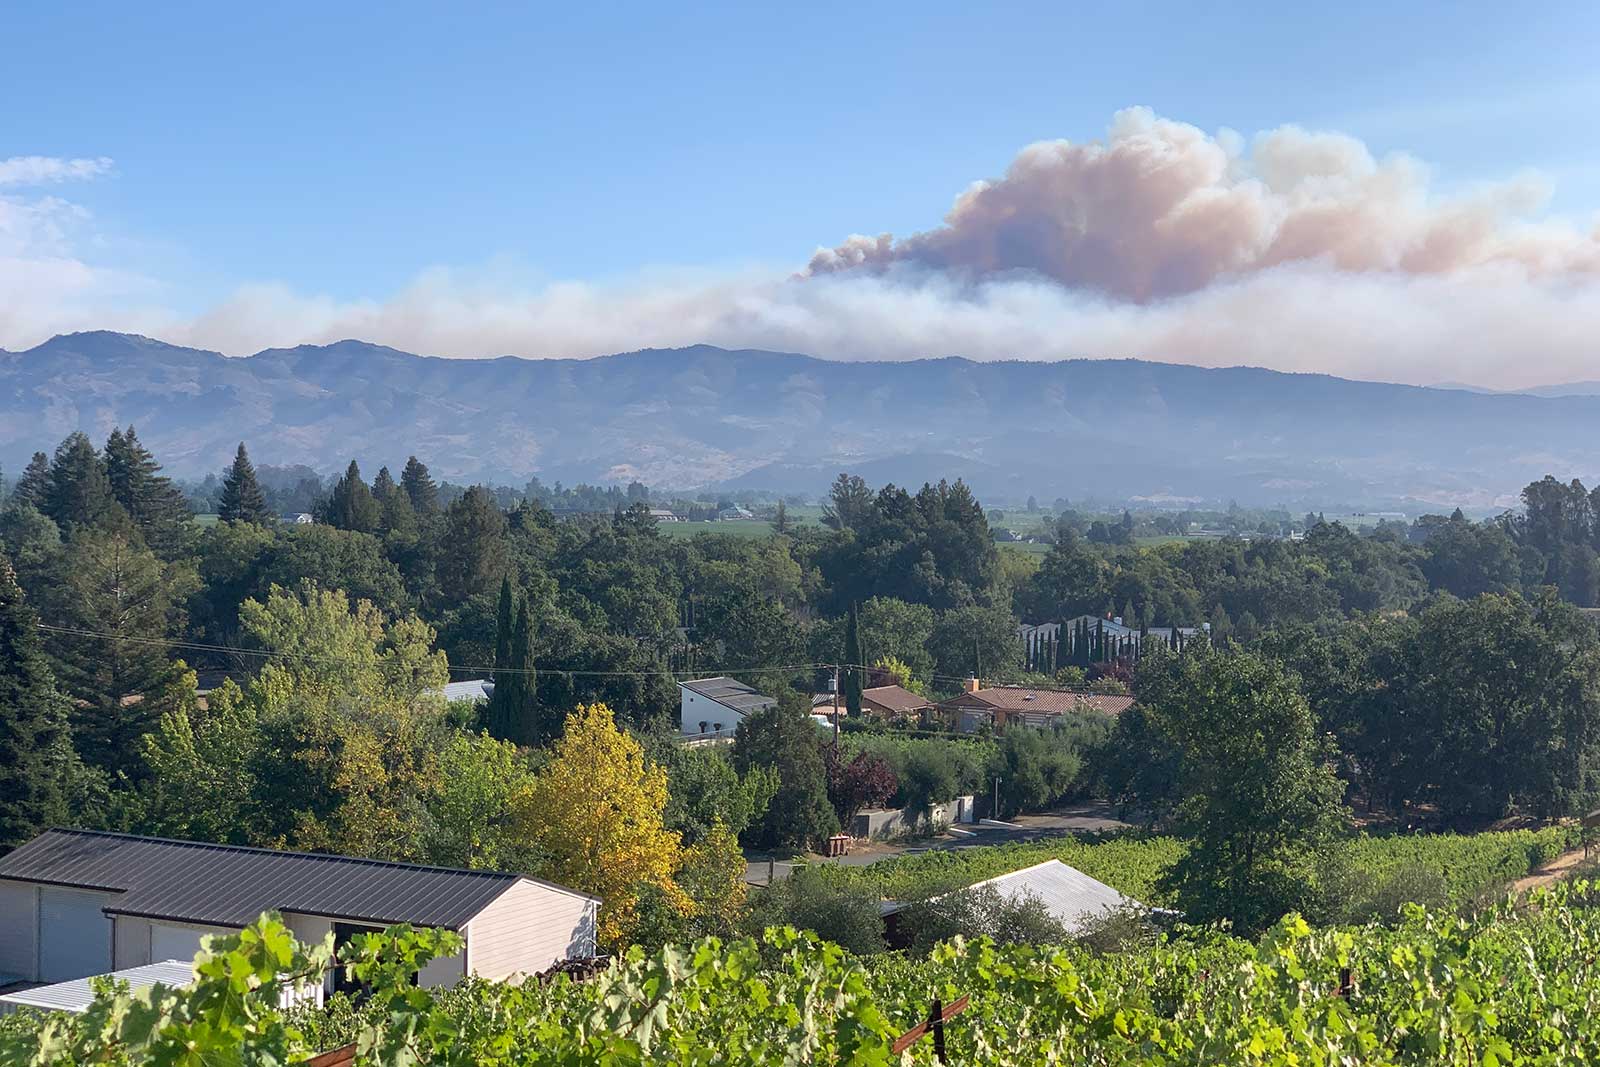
[{"left": 5, "top": 331, "right": 1595, "bottom": 508}]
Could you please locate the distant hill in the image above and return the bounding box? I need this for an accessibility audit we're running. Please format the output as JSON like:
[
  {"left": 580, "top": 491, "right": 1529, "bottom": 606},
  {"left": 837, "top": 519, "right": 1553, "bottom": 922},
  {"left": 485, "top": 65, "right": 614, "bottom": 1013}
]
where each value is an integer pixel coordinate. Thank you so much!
[{"left": 5, "top": 330, "right": 1598, "bottom": 509}]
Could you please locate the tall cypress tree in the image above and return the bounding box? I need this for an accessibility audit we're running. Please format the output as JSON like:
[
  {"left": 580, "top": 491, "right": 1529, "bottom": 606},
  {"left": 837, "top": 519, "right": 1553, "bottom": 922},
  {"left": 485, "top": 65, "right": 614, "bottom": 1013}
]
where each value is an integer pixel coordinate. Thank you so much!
[
  {"left": 843, "top": 602, "right": 863, "bottom": 717},
  {"left": 104, "top": 426, "right": 191, "bottom": 556},
  {"left": 42, "top": 432, "right": 117, "bottom": 531},
  {"left": 0, "top": 554, "right": 71, "bottom": 849},
  {"left": 487, "top": 595, "right": 542, "bottom": 746},
  {"left": 401, "top": 456, "right": 440, "bottom": 516},
  {"left": 493, "top": 578, "right": 515, "bottom": 677},
  {"left": 11, "top": 452, "right": 50, "bottom": 510},
  {"left": 218, "top": 443, "right": 271, "bottom": 524}
]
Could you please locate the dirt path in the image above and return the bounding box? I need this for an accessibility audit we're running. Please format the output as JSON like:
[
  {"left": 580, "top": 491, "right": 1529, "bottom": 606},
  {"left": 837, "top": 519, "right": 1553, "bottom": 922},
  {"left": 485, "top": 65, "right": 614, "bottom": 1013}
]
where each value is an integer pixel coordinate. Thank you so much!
[{"left": 1512, "top": 847, "right": 1592, "bottom": 894}]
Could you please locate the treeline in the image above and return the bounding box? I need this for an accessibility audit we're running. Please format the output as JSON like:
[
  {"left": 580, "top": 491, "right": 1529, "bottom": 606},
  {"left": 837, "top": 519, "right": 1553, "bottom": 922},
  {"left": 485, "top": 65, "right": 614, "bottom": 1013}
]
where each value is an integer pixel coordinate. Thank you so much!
[{"left": 5, "top": 427, "right": 1600, "bottom": 943}]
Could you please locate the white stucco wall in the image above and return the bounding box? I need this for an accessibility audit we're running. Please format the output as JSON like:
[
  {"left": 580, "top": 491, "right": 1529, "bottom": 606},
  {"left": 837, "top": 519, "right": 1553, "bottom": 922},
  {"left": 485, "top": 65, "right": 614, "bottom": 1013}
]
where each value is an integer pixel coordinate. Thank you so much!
[{"left": 679, "top": 689, "right": 746, "bottom": 737}]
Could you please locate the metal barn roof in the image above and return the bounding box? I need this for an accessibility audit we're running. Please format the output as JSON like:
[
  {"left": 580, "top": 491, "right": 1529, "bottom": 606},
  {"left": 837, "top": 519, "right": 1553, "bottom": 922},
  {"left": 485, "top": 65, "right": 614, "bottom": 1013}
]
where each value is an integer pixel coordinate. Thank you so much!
[
  {"left": 0, "top": 959, "right": 194, "bottom": 1015},
  {"left": 678, "top": 676, "right": 775, "bottom": 715},
  {"left": 0, "top": 830, "right": 594, "bottom": 930}
]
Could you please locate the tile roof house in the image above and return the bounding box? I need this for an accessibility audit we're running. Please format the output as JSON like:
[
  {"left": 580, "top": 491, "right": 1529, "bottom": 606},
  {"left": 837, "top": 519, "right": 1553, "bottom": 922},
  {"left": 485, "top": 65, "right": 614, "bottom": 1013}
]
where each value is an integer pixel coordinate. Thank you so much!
[
  {"left": 677, "top": 676, "right": 776, "bottom": 737},
  {"left": 0, "top": 830, "right": 598, "bottom": 992},
  {"left": 860, "top": 683, "right": 936, "bottom": 720},
  {"left": 939, "top": 684, "right": 1134, "bottom": 732}
]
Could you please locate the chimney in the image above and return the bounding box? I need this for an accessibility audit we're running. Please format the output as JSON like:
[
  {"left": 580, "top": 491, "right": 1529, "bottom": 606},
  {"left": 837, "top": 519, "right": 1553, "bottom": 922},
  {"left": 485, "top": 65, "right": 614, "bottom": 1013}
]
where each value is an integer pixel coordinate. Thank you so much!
[
  {"left": 965, "top": 676, "right": 981, "bottom": 694},
  {"left": 1113, "top": 616, "right": 1123, "bottom": 626}
]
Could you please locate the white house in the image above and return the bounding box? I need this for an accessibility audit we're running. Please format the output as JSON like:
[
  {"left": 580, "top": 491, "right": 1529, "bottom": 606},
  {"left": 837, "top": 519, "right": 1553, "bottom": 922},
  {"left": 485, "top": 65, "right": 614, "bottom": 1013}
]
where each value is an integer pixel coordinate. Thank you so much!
[
  {"left": 678, "top": 676, "right": 775, "bottom": 737},
  {"left": 0, "top": 830, "right": 599, "bottom": 994}
]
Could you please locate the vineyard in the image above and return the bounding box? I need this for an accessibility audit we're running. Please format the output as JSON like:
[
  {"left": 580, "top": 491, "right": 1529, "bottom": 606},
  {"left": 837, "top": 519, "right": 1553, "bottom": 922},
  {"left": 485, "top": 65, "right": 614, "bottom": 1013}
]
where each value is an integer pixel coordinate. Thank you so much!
[
  {"left": 8, "top": 886, "right": 1600, "bottom": 1065},
  {"left": 838, "top": 826, "right": 1579, "bottom": 915}
]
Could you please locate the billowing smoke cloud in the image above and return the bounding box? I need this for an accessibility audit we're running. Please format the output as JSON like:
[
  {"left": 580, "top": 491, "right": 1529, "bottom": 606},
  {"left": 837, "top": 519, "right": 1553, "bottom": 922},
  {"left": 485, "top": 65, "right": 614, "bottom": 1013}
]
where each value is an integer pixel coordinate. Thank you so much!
[
  {"left": 806, "top": 107, "right": 1600, "bottom": 300},
  {"left": 7, "top": 116, "right": 1600, "bottom": 390}
]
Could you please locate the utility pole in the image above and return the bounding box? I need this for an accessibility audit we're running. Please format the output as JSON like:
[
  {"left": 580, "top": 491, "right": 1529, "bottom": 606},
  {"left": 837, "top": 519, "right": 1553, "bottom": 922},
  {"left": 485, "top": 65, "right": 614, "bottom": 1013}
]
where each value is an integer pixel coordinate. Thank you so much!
[
  {"left": 832, "top": 664, "right": 841, "bottom": 755},
  {"left": 993, "top": 776, "right": 1001, "bottom": 819}
]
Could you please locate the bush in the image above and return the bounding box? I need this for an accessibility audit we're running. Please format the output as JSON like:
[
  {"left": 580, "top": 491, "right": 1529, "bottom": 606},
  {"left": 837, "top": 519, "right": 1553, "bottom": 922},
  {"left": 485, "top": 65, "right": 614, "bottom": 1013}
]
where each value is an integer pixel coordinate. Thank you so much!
[
  {"left": 894, "top": 884, "right": 1068, "bottom": 956},
  {"left": 743, "top": 865, "right": 886, "bottom": 955}
]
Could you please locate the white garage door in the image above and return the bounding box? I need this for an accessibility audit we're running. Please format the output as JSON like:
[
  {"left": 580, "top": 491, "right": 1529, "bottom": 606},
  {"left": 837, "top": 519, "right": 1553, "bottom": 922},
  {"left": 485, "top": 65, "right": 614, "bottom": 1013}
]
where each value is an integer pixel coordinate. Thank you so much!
[
  {"left": 38, "top": 888, "right": 112, "bottom": 981},
  {"left": 150, "top": 923, "right": 215, "bottom": 964}
]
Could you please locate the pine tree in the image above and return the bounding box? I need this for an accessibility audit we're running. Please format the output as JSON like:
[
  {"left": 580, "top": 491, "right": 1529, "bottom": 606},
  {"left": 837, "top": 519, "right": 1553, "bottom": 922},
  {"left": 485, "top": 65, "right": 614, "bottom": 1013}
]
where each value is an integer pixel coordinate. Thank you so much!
[
  {"left": 0, "top": 554, "right": 71, "bottom": 848},
  {"left": 843, "top": 602, "right": 864, "bottom": 718},
  {"left": 436, "top": 486, "right": 510, "bottom": 597},
  {"left": 401, "top": 456, "right": 439, "bottom": 516},
  {"left": 371, "top": 465, "right": 417, "bottom": 539},
  {"left": 104, "top": 426, "right": 191, "bottom": 555},
  {"left": 42, "top": 432, "right": 117, "bottom": 530},
  {"left": 218, "top": 443, "right": 271, "bottom": 524},
  {"left": 771, "top": 500, "right": 791, "bottom": 535},
  {"left": 11, "top": 452, "right": 49, "bottom": 510},
  {"left": 44, "top": 527, "right": 189, "bottom": 777},
  {"left": 321, "top": 460, "right": 381, "bottom": 533}
]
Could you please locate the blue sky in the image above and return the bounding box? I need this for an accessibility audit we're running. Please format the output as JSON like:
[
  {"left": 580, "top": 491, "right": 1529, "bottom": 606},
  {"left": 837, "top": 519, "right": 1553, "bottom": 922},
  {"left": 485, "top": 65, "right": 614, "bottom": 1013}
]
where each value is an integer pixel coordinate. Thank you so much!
[{"left": 5, "top": 2, "right": 1600, "bottom": 385}]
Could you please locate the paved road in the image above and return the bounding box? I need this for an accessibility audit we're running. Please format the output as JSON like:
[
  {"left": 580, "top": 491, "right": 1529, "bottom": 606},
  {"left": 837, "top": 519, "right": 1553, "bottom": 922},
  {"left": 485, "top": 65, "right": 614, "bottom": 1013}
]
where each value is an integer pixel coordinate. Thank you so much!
[{"left": 744, "top": 802, "right": 1133, "bottom": 886}]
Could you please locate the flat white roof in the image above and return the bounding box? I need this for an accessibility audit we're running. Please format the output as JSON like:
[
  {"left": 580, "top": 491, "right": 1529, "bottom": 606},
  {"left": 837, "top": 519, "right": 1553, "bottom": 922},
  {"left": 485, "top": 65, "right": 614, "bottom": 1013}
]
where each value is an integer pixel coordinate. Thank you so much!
[{"left": 0, "top": 960, "right": 193, "bottom": 1015}]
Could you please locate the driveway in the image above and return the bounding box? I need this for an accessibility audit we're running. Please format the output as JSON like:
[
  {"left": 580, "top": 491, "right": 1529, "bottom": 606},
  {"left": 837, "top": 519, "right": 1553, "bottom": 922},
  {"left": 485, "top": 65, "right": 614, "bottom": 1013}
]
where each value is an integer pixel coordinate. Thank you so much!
[{"left": 745, "top": 802, "right": 1132, "bottom": 885}]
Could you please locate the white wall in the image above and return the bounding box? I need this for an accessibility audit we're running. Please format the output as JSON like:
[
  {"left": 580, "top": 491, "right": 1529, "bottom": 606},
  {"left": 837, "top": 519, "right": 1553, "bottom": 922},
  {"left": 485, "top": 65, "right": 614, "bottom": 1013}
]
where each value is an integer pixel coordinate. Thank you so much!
[
  {"left": 285, "top": 912, "right": 333, "bottom": 947},
  {"left": 0, "top": 880, "right": 39, "bottom": 980},
  {"left": 678, "top": 685, "right": 779, "bottom": 737},
  {"left": 417, "top": 949, "right": 466, "bottom": 988},
  {"left": 114, "top": 916, "right": 237, "bottom": 969},
  {"left": 679, "top": 688, "right": 745, "bottom": 737},
  {"left": 37, "top": 887, "right": 114, "bottom": 982},
  {"left": 465, "top": 879, "right": 597, "bottom": 982}
]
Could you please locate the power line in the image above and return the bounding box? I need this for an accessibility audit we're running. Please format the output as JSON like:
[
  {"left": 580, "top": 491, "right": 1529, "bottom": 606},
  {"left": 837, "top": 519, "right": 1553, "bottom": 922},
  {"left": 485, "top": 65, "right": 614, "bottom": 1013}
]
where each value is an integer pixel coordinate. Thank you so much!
[{"left": 33, "top": 623, "right": 838, "bottom": 681}]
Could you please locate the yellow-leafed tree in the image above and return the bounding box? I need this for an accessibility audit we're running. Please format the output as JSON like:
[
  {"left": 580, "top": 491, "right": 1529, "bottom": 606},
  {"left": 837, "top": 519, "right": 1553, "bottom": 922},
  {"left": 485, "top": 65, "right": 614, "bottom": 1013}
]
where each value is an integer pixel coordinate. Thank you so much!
[{"left": 520, "top": 702, "right": 689, "bottom": 947}]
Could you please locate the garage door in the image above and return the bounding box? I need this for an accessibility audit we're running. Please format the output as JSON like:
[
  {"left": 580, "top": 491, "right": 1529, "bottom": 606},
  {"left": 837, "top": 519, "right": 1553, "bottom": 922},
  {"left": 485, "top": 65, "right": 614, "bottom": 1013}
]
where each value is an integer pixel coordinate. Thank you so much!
[
  {"left": 38, "top": 888, "right": 112, "bottom": 981},
  {"left": 150, "top": 923, "right": 215, "bottom": 964}
]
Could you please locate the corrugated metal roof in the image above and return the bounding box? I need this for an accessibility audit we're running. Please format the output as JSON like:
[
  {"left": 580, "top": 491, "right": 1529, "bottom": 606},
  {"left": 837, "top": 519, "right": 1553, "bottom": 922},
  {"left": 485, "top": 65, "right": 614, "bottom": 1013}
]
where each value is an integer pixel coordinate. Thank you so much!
[
  {"left": 882, "top": 859, "right": 1135, "bottom": 933},
  {"left": 678, "top": 676, "right": 775, "bottom": 715},
  {"left": 0, "top": 830, "right": 594, "bottom": 930},
  {"left": 0, "top": 959, "right": 194, "bottom": 1015}
]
